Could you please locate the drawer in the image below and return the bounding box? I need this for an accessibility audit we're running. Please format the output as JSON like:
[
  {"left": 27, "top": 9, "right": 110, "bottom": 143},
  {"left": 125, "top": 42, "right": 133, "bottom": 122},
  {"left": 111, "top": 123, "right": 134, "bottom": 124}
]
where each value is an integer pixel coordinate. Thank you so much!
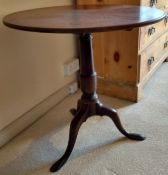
[
  {"left": 139, "top": 18, "right": 168, "bottom": 51},
  {"left": 139, "top": 31, "right": 168, "bottom": 81}
]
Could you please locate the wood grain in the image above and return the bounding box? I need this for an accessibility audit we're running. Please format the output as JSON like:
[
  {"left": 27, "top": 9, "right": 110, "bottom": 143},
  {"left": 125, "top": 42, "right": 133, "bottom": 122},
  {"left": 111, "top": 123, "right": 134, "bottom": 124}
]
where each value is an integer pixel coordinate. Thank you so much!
[
  {"left": 77, "top": 0, "right": 140, "bottom": 6},
  {"left": 76, "top": 0, "right": 168, "bottom": 102},
  {"left": 3, "top": 5, "right": 165, "bottom": 33}
]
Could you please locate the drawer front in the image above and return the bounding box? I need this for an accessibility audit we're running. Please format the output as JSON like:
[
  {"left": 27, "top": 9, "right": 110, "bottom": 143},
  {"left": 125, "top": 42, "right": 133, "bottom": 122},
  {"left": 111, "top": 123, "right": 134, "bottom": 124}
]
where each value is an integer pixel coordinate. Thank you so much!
[
  {"left": 156, "top": 0, "right": 168, "bottom": 12},
  {"left": 140, "top": 31, "right": 168, "bottom": 81},
  {"left": 140, "top": 19, "right": 168, "bottom": 50}
]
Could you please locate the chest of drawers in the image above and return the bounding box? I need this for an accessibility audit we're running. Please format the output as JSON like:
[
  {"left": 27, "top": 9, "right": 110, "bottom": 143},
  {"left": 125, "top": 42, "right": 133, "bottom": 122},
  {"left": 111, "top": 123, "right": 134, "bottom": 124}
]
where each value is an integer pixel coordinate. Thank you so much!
[{"left": 76, "top": 0, "right": 168, "bottom": 102}]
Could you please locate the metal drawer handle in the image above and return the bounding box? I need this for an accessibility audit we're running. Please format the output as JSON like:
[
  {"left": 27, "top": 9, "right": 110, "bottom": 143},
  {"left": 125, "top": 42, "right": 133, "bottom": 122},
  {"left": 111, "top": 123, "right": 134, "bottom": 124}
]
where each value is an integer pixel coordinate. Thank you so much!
[
  {"left": 164, "top": 41, "right": 168, "bottom": 48},
  {"left": 148, "top": 57, "right": 155, "bottom": 65},
  {"left": 164, "top": 16, "right": 168, "bottom": 25},
  {"left": 150, "top": 0, "right": 158, "bottom": 7},
  {"left": 148, "top": 27, "right": 156, "bottom": 36}
]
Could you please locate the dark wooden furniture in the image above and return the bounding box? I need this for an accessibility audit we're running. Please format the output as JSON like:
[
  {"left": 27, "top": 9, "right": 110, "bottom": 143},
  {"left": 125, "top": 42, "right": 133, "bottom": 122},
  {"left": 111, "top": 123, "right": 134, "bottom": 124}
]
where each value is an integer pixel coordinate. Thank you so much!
[{"left": 3, "top": 5, "right": 165, "bottom": 172}]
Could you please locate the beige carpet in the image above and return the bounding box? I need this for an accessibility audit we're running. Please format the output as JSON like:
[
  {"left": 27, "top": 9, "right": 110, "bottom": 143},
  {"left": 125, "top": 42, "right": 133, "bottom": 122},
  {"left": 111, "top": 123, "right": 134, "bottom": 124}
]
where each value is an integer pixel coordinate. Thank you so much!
[{"left": 0, "top": 62, "right": 168, "bottom": 175}]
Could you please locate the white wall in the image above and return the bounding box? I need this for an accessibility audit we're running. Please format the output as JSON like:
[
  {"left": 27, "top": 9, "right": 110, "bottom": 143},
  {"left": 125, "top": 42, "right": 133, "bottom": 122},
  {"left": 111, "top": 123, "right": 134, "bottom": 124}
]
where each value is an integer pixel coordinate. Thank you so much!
[{"left": 0, "top": 0, "right": 77, "bottom": 131}]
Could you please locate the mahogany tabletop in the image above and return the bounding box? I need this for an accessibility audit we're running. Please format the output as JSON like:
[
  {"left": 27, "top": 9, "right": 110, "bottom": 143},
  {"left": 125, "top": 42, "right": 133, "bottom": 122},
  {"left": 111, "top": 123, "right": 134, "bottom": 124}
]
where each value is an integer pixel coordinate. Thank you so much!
[{"left": 3, "top": 5, "right": 166, "bottom": 33}]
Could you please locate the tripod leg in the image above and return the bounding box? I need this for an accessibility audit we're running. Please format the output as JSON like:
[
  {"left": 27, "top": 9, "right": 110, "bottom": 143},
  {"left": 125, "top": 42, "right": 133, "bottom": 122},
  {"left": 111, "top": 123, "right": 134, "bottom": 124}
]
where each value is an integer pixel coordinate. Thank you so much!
[
  {"left": 97, "top": 105, "right": 145, "bottom": 141},
  {"left": 50, "top": 107, "right": 87, "bottom": 172}
]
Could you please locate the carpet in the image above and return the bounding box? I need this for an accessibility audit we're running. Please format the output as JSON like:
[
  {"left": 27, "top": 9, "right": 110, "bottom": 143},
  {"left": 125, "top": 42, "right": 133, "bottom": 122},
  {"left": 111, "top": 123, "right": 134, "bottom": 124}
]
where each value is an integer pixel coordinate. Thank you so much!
[{"left": 0, "top": 62, "right": 168, "bottom": 175}]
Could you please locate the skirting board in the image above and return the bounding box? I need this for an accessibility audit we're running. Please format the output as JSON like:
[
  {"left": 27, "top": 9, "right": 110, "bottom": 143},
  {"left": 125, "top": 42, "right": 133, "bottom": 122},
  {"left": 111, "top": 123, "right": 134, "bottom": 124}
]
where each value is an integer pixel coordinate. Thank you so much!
[{"left": 0, "top": 82, "right": 77, "bottom": 148}]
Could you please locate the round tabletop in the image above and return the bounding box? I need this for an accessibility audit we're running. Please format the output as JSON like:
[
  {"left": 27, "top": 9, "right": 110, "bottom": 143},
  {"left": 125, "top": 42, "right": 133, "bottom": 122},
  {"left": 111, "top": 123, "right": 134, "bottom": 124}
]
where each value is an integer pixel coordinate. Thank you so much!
[{"left": 3, "top": 5, "right": 166, "bottom": 33}]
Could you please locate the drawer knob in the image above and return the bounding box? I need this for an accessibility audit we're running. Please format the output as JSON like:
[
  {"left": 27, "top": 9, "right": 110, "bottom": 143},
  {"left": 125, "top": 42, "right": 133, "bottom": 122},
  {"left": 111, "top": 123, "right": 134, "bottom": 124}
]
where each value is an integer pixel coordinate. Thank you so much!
[
  {"left": 148, "top": 57, "right": 155, "bottom": 65},
  {"left": 150, "top": 0, "right": 157, "bottom": 6},
  {"left": 148, "top": 27, "right": 156, "bottom": 36}
]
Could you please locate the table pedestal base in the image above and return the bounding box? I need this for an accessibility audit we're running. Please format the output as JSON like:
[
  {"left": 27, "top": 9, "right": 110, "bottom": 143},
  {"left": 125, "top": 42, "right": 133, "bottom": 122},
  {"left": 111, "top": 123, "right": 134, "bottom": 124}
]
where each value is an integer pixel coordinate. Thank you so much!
[{"left": 50, "top": 33, "right": 145, "bottom": 172}]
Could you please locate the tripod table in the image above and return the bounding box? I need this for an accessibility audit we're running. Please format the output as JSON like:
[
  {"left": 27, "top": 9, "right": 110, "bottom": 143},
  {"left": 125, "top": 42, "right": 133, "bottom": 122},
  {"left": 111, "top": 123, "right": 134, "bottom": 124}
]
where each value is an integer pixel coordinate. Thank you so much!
[{"left": 3, "top": 5, "right": 165, "bottom": 172}]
